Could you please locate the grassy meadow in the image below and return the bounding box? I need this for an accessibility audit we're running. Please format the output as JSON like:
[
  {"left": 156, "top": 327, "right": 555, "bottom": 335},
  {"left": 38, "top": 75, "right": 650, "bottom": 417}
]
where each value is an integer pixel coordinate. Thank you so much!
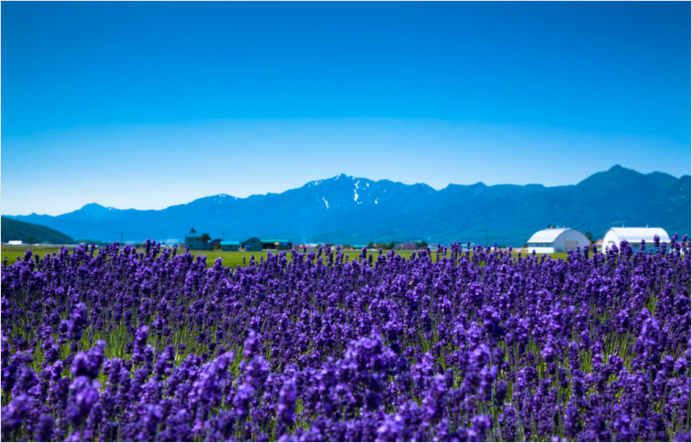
[{"left": 1, "top": 244, "right": 569, "bottom": 268}]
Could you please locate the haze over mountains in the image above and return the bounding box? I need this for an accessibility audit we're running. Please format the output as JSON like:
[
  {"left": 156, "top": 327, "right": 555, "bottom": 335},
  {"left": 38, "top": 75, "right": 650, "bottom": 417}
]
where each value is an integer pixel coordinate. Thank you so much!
[{"left": 6, "top": 165, "right": 690, "bottom": 247}]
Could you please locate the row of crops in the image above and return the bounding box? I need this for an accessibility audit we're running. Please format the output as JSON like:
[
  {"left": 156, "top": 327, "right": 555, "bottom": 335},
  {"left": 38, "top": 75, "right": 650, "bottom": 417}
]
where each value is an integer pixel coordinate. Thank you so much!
[{"left": 1, "top": 237, "right": 690, "bottom": 441}]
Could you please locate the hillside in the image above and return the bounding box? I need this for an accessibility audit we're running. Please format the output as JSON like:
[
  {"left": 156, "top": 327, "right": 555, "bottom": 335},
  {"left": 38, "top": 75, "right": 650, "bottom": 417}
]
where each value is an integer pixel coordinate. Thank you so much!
[
  {"left": 5, "top": 165, "right": 690, "bottom": 247},
  {"left": 1, "top": 217, "right": 74, "bottom": 244}
]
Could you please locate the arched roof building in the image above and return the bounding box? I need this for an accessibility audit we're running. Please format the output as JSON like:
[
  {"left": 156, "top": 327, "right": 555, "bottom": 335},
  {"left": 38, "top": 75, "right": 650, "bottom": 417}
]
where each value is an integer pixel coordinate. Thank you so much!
[
  {"left": 526, "top": 228, "right": 590, "bottom": 254},
  {"left": 602, "top": 227, "right": 670, "bottom": 253}
]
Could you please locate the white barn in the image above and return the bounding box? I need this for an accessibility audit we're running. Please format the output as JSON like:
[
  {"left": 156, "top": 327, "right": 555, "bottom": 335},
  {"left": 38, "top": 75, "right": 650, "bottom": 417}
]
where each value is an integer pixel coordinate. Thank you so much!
[
  {"left": 602, "top": 227, "right": 670, "bottom": 253},
  {"left": 526, "top": 228, "right": 590, "bottom": 254}
]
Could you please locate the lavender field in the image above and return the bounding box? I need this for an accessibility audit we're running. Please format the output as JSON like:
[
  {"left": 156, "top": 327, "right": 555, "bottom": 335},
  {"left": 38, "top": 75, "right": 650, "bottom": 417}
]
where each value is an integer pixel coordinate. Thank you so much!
[{"left": 1, "top": 237, "right": 690, "bottom": 442}]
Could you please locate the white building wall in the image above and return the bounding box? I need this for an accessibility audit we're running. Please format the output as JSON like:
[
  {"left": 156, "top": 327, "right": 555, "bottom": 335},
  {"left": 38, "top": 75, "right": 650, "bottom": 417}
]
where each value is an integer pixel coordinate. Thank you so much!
[
  {"left": 529, "top": 246, "right": 555, "bottom": 254},
  {"left": 603, "top": 230, "right": 619, "bottom": 251},
  {"left": 553, "top": 232, "right": 566, "bottom": 252},
  {"left": 561, "top": 229, "right": 590, "bottom": 252}
]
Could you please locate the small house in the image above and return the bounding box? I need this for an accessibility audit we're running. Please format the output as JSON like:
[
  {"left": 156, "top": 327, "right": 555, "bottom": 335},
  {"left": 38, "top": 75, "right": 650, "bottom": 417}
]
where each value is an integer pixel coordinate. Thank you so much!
[
  {"left": 210, "top": 239, "right": 222, "bottom": 249},
  {"left": 185, "top": 234, "right": 206, "bottom": 250},
  {"left": 594, "top": 239, "right": 603, "bottom": 252},
  {"left": 243, "top": 237, "right": 263, "bottom": 252},
  {"left": 220, "top": 241, "right": 240, "bottom": 251},
  {"left": 394, "top": 242, "right": 417, "bottom": 250},
  {"left": 8, "top": 240, "right": 22, "bottom": 246},
  {"left": 261, "top": 239, "right": 293, "bottom": 250}
]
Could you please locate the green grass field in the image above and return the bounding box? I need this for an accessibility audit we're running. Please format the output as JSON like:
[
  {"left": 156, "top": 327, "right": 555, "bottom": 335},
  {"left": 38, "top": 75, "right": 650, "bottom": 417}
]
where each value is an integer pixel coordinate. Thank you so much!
[
  {"left": 192, "top": 249, "right": 409, "bottom": 268},
  {"left": 2, "top": 246, "right": 67, "bottom": 265},
  {"left": 1, "top": 245, "right": 568, "bottom": 268}
]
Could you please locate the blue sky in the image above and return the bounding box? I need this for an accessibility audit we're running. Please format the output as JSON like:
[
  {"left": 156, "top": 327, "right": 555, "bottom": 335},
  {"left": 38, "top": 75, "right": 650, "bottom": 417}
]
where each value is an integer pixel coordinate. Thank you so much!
[{"left": 2, "top": 2, "right": 690, "bottom": 215}]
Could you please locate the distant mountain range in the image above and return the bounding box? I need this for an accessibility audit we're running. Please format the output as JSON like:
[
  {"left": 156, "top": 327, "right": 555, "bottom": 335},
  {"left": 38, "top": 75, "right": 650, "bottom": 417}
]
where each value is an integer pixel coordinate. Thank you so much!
[
  {"left": 1, "top": 217, "right": 74, "bottom": 244},
  {"left": 5, "top": 165, "right": 690, "bottom": 247}
]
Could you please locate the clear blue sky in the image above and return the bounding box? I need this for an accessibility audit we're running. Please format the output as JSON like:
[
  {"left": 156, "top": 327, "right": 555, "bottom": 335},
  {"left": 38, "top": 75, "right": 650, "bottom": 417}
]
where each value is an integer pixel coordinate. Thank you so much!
[{"left": 2, "top": 2, "right": 690, "bottom": 215}]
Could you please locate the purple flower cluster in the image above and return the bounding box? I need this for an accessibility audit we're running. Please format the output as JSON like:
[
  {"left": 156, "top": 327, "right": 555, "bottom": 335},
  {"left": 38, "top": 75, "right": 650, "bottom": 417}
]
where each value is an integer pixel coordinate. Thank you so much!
[{"left": 1, "top": 239, "right": 690, "bottom": 441}]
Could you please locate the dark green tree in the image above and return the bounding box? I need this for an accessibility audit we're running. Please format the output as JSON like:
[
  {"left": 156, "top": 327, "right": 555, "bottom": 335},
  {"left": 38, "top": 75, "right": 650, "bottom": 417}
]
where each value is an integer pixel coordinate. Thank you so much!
[
  {"left": 190, "top": 228, "right": 197, "bottom": 233},
  {"left": 368, "top": 241, "right": 374, "bottom": 248},
  {"left": 584, "top": 232, "right": 594, "bottom": 243},
  {"left": 200, "top": 233, "right": 211, "bottom": 249}
]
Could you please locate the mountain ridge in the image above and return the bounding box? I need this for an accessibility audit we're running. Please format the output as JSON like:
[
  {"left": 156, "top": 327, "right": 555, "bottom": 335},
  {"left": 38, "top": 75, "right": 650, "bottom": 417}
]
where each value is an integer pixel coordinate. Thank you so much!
[{"left": 5, "top": 166, "right": 690, "bottom": 246}]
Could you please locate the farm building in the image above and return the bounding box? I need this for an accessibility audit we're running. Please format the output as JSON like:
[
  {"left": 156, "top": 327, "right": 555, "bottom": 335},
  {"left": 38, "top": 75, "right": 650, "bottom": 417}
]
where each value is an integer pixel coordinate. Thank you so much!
[
  {"left": 210, "top": 239, "right": 221, "bottom": 249},
  {"left": 243, "top": 238, "right": 263, "bottom": 252},
  {"left": 261, "top": 239, "right": 293, "bottom": 250},
  {"left": 185, "top": 234, "right": 206, "bottom": 250},
  {"left": 594, "top": 239, "right": 604, "bottom": 252},
  {"left": 393, "top": 242, "right": 418, "bottom": 250},
  {"left": 526, "top": 227, "right": 590, "bottom": 253},
  {"left": 8, "top": 240, "right": 22, "bottom": 245},
  {"left": 602, "top": 227, "right": 670, "bottom": 253},
  {"left": 277, "top": 240, "right": 293, "bottom": 250},
  {"left": 220, "top": 241, "right": 240, "bottom": 251}
]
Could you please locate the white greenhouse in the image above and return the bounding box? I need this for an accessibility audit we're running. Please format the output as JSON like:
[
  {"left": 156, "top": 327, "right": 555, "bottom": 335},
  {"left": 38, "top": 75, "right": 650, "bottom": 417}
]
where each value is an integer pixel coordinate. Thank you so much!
[
  {"left": 526, "top": 228, "right": 590, "bottom": 254},
  {"left": 602, "top": 227, "right": 670, "bottom": 253}
]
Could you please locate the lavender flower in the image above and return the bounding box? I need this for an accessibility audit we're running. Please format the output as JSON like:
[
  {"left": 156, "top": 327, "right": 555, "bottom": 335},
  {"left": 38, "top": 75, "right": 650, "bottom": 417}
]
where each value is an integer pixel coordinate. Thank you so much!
[{"left": 0, "top": 237, "right": 688, "bottom": 442}]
